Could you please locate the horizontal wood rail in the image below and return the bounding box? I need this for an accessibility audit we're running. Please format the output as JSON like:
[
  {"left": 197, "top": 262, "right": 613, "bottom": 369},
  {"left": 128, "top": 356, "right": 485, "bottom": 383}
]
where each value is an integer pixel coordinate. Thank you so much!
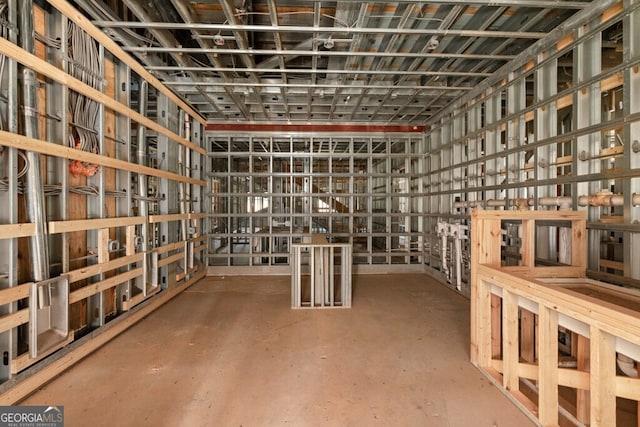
[
  {"left": 471, "top": 210, "right": 640, "bottom": 426},
  {"left": 0, "top": 131, "right": 205, "bottom": 187},
  {"left": 0, "top": 37, "right": 205, "bottom": 155},
  {"left": 0, "top": 224, "right": 36, "bottom": 239}
]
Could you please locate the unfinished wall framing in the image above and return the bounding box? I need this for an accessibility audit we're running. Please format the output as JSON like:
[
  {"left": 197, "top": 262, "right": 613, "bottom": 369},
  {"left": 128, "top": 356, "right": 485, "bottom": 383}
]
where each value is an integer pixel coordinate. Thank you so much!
[
  {"left": 206, "top": 132, "right": 426, "bottom": 275},
  {"left": 470, "top": 209, "right": 640, "bottom": 426},
  {"left": 0, "top": 0, "right": 206, "bottom": 401},
  {"left": 423, "top": 0, "right": 640, "bottom": 297}
]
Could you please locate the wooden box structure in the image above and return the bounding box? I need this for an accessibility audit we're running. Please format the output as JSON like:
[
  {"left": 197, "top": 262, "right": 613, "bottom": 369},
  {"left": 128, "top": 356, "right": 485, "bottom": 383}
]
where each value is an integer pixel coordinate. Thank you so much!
[
  {"left": 470, "top": 210, "right": 640, "bottom": 426},
  {"left": 291, "top": 235, "right": 352, "bottom": 309}
]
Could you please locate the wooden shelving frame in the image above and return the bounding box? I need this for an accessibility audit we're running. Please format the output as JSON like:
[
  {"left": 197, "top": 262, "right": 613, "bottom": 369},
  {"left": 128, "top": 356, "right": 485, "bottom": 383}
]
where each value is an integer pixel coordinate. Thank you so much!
[{"left": 470, "top": 209, "right": 640, "bottom": 426}]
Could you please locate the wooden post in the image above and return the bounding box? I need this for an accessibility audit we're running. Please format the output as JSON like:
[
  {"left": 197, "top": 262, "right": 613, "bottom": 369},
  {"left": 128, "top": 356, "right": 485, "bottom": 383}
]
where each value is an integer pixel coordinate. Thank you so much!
[
  {"left": 471, "top": 212, "right": 502, "bottom": 364},
  {"left": 572, "top": 218, "right": 587, "bottom": 272},
  {"left": 476, "top": 278, "right": 493, "bottom": 368},
  {"left": 492, "top": 294, "right": 502, "bottom": 359},
  {"left": 521, "top": 219, "right": 535, "bottom": 269},
  {"left": 520, "top": 308, "right": 535, "bottom": 363},
  {"left": 538, "top": 305, "right": 559, "bottom": 426},
  {"left": 590, "top": 327, "right": 616, "bottom": 426},
  {"left": 502, "top": 290, "right": 519, "bottom": 393},
  {"left": 576, "top": 334, "right": 591, "bottom": 423}
]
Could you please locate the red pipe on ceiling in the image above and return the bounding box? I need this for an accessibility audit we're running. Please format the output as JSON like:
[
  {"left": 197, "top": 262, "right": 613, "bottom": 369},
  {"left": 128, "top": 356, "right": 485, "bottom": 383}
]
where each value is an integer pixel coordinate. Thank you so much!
[{"left": 205, "top": 123, "right": 426, "bottom": 133}]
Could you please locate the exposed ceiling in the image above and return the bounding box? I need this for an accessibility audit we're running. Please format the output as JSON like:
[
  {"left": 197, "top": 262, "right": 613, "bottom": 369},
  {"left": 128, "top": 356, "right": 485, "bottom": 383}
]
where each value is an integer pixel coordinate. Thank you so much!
[{"left": 73, "top": 0, "right": 592, "bottom": 125}]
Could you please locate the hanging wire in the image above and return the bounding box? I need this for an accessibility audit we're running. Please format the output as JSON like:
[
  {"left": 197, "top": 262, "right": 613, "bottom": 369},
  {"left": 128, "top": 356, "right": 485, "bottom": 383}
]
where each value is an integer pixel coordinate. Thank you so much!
[{"left": 66, "top": 22, "right": 103, "bottom": 176}]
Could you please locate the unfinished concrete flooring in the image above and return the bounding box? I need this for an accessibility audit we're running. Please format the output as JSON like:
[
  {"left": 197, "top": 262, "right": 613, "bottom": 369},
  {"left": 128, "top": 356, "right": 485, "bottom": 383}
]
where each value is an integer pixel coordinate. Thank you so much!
[{"left": 23, "top": 274, "right": 533, "bottom": 426}]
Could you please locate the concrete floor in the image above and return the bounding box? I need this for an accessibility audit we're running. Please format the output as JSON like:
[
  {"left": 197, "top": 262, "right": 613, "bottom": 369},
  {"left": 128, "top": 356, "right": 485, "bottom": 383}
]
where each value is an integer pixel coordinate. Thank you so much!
[{"left": 24, "top": 274, "right": 533, "bottom": 426}]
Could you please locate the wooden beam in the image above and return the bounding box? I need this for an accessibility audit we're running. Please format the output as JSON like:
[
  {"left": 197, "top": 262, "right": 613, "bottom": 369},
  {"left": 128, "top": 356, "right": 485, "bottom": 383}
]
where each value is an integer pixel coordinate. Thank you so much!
[
  {"left": 520, "top": 309, "right": 536, "bottom": 363},
  {"left": 49, "top": 217, "right": 145, "bottom": 234},
  {"left": 148, "top": 213, "right": 190, "bottom": 224},
  {"left": 0, "top": 309, "right": 29, "bottom": 335},
  {"left": 520, "top": 219, "right": 535, "bottom": 267},
  {"left": 502, "top": 290, "right": 520, "bottom": 393},
  {"left": 538, "top": 305, "right": 559, "bottom": 426},
  {"left": 69, "top": 268, "right": 143, "bottom": 304},
  {"left": 0, "top": 283, "right": 31, "bottom": 306},
  {"left": 157, "top": 252, "right": 184, "bottom": 268},
  {"left": 572, "top": 219, "right": 587, "bottom": 271},
  {"left": 0, "top": 130, "right": 205, "bottom": 186},
  {"left": 155, "top": 241, "right": 185, "bottom": 255},
  {"left": 121, "top": 285, "right": 161, "bottom": 311},
  {"left": 44, "top": 0, "right": 206, "bottom": 126},
  {"left": 590, "top": 326, "right": 616, "bottom": 426},
  {"left": 0, "top": 270, "right": 205, "bottom": 405},
  {"left": 11, "top": 333, "right": 75, "bottom": 375},
  {"left": 615, "top": 376, "right": 640, "bottom": 401},
  {"left": 0, "top": 37, "right": 206, "bottom": 156},
  {"left": 0, "top": 223, "right": 36, "bottom": 239},
  {"left": 576, "top": 334, "right": 591, "bottom": 424},
  {"left": 67, "top": 254, "right": 144, "bottom": 283}
]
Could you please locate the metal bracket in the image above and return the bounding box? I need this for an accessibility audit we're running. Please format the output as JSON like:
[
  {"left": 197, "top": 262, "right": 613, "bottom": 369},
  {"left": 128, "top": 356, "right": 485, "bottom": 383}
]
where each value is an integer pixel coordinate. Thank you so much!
[{"left": 29, "top": 276, "right": 69, "bottom": 358}]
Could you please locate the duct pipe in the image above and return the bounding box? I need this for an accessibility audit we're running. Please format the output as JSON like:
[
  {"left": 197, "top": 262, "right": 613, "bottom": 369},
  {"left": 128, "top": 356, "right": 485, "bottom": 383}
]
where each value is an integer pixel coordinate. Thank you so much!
[
  {"left": 20, "top": 0, "right": 49, "bottom": 282},
  {"left": 453, "top": 200, "right": 485, "bottom": 209},
  {"left": 486, "top": 199, "right": 507, "bottom": 207},
  {"left": 136, "top": 81, "right": 149, "bottom": 254},
  {"left": 617, "top": 353, "right": 638, "bottom": 378},
  {"left": 539, "top": 196, "right": 573, "bottom": 210},
  {"left": 514, "top": 198, "right": 533, "bottom": 210},
  {"left": 578, "top": 191, "right": 640, "bottom": 207}
]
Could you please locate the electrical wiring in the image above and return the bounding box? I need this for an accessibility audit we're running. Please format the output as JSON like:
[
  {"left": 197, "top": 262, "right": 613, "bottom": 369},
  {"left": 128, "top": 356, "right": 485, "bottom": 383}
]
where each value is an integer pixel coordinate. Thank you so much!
[
  {"left": 0, "top": 180, "right": 164, "bottom": 204},
  {"left": 67, "top": 22, "right": 102, "bottom": 176}
]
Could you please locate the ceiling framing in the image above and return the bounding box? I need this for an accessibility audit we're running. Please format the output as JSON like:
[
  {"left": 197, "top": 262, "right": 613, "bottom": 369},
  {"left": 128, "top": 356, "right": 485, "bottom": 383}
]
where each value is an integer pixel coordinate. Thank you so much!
[{"left": 73, "top": 0, "right": 591, "bottom": 125}]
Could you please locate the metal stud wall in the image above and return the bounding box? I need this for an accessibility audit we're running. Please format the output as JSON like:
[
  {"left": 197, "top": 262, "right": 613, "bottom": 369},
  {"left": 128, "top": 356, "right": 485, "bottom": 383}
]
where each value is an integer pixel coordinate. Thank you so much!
[
  {"left": 0, "top": 0, "right": 206, "bottom": 399},
  {"left": 206, "top": 132, "right": 426, "bottom": 274},
  {"left": 423, "top": 0, "right": 640, "bottom": 295}
]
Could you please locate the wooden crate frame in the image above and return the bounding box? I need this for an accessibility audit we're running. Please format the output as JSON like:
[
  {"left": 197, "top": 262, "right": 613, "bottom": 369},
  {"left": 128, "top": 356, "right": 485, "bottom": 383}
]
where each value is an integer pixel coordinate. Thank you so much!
[{"left": 470, "top": 209, "right": 640, "bottom": 427}]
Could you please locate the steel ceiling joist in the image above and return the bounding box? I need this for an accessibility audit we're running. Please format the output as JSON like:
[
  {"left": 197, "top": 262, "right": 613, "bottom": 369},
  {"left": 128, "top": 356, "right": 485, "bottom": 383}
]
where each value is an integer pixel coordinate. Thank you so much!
[
  {"left": 73, "top": 0, "right": 592, "bottom": 124},
  {"left": 91, "top": 22, "right": 548, "bottom": 39}
]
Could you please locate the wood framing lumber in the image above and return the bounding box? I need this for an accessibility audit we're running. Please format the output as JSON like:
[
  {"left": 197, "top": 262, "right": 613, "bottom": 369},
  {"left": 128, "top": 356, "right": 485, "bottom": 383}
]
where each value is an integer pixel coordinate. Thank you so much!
[
  {"left": 0, "top": 223, "right": 36, "bottom": 239},
  {"left": 45, "top": 0, "right": 206, "bottom": 127},
  {"left": 148, "top": 213, "right": 191, "bottom": 224},
  {"left": 158, "top": 252, "right": 184, "bottom": 268},
  {"left": 0, "top": 130, "right": 205, "bottom": 187},
  {"left": 11, "top": 333, "right": 75, "bottom": 375},
  {"left": 155, "top": 241, "right": 185, "bottom": 255},
  {"left": 0, "top": 37, "right": 206, "bottom": 156},
  {"left": 501, "top": 290, "right": 519, "bottom": 392},
  {"left": 0, "top": 269, "right": 206, "bottom": 405},
  {"left": 67, "top": 254, "right": 144, "bottom": 283},
  {"left": 48, "top": 217, "right": 145, "bottom": 234},
  {"left": 69, "top": 268, "right": 143, "bottom": 304},
  {"left": 590, "top": 326, "right": 616, "bottom": 426},
  {"left": 478, "top": 266, "right": 640, "bottom": 344},
  {"left": 538, "top": 305, "right": 559, "bottom": 426},
  {"left": 0, "top": 309, "right": 29, "bottom": 335},
  {"left": 0, "top": 283, "right": 31, "bottom": 306}
]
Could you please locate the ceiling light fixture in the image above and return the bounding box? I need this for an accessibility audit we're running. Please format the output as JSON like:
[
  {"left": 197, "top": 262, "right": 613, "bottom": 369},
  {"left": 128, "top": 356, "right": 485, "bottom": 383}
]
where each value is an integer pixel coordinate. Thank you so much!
[
  {"left": 426, "top": 36, "right": 439, "bottom": 50},
  {"left": 213, "top": 34, "right": 225, "bottom": 46},
  {"left": 323, "top": 38, "right": 335, "bottom": 49}
]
